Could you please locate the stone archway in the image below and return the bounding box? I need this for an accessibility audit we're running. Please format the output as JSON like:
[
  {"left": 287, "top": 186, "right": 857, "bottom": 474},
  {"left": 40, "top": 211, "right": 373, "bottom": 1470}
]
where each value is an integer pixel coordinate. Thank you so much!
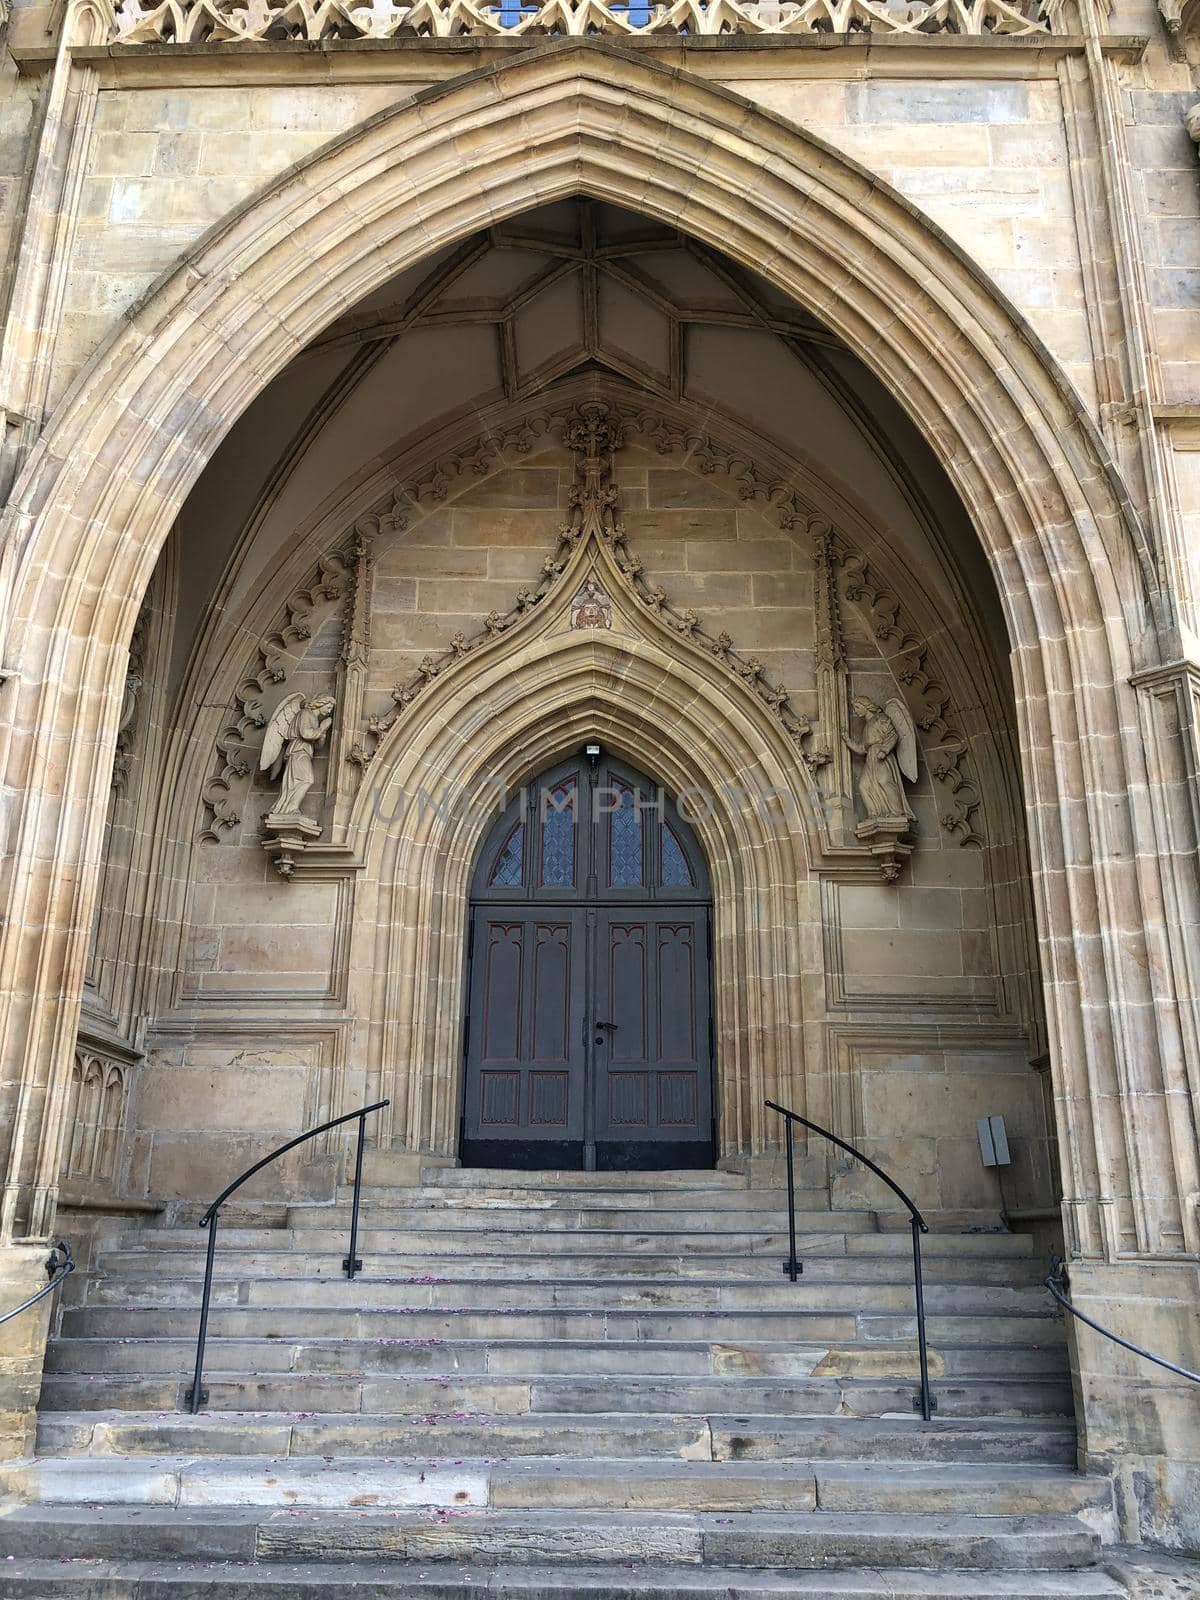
[
  {"left": 0, "top": 43, "right": 1191, "bottom": 1308},
  {"left": 350, "top": 519, "right": 819, "bottom": 1166}
]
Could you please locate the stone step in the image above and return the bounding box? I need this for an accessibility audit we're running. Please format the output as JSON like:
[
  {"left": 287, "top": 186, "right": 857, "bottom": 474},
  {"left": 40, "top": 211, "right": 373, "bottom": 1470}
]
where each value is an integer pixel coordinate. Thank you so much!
[
  {"left": 78, "top": 1275, "right": 1055, "bottom": 1316},
  {"left": 58, "top": 1303, "right": 1065, "bottom": 1346},
  {"left": 34, "top": 1410, "right": 1077, "bottom": 1465},
  {"left": 323, "top": 1186, "right": 830, "bottom": 1212},
  {"left": 43, "top": 1335, "right": 1071, "bottom": 1381},
  {"left": 0, "top": 1503, "right": 1100, "bottom": 1570},
  {"left": 89, "top": 1249, "right": 1045, "bottom": 1285},
  {"left": 119, "top": 1227, "right": 855, "bottom": 1257},
  {"left": 285, "top": 1206, "right": 874, "bottom": 1233},
  {"left": 2, "top": 1456, "right": 1114, "bottom": 1520},
  {"left": 108, "top": 1226, "right": 1035, "bottom": 1258},
  {"left": 423, "top": 1167, "right": 756, "bottom": 1189},
  {"left": 36, "top": 1371, "right": 1074, "bottom": 1419},
  {"left": 0, "top": 1559, "right": 1130, "bottom": 1598}
]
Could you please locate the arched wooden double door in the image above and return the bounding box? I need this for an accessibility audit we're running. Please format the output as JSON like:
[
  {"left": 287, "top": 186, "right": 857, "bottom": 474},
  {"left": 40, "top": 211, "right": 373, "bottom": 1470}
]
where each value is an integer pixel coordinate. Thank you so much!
[{"left": 461, "top": 754, "right": 714, "bottom": 1171}]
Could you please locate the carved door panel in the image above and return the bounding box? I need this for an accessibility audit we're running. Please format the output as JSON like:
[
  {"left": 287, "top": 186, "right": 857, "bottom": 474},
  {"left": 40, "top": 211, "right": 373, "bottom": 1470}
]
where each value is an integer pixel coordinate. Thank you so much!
[
  {"left": 460, "top": 909, "right": 587, "bottom": 1169},
  {"left": 592, "top": 909, "right": 712, "bottom": 1171}
]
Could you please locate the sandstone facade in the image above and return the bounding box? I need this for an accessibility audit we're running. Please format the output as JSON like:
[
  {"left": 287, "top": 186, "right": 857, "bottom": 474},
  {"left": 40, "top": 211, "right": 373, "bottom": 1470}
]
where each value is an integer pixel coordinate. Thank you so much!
[{"left": 0, "top": 0, "right": 1197, "bottom": 1556}]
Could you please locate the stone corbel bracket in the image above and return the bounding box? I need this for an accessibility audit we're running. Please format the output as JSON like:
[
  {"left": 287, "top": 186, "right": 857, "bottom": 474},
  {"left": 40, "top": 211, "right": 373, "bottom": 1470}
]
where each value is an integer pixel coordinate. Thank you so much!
[
  {"left": 853, "top": 818, "right": 916, "bottom": 884},
  {"left": 261, "top": 813, "right": 321, "bottom": 879}
]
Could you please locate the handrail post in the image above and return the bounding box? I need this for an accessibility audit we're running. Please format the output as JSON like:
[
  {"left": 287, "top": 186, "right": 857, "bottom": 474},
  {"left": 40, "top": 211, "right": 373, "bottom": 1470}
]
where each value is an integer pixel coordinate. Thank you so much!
[
  {"left": 181, "top": 1099, "right": 387, "bottom": 1411},
  {"left": 911, "top": 1215, "right": 933, "bottom": 1421},
  {"left": 765, "top": 1098, "right": 936, "bottom": 1422},
  {"left": 343, "top": 1112, "right": 367, "bottom": 1280},
  {"left": 783, "top": 1116, "right": 800, "bottom": 1281},
  {"left": 186, "top": 1210, "right": 218, "bottom": 1413}
]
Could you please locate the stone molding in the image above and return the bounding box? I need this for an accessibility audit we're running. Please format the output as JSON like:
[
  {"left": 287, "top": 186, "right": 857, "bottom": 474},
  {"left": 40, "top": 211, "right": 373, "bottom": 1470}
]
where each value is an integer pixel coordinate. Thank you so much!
[{"left": 111, "top": 601, "right": 149, "bottom": 794}]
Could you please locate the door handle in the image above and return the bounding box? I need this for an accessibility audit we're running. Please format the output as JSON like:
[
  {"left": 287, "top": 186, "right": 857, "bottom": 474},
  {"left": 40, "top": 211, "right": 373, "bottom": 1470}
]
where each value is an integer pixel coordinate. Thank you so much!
[
  {"left": 594, "top": 1018, "right": 617, "bottom": 1046},
  {"left": 594, "top": 1020, "right": 617, "bottom": 1029}
]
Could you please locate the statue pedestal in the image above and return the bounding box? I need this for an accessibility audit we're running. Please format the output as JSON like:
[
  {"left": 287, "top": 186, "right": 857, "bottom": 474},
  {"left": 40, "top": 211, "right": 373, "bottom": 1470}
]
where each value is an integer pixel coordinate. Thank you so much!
[
  {"left": 854, "top": 816, "right": 914, "bottom": 882},
  {"left": 262, "top": 812, "right": 321, "bottom": 878}
]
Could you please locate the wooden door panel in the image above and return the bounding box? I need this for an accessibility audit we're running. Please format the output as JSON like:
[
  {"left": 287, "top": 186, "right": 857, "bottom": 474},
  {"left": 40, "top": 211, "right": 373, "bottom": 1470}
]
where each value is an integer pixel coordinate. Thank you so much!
[
  {"left": 481, "top": 923, "right": 523, "bottom": 1063},
  {"left": 657, "top": 923, "right": 696, "bottom": 1062},
  {"left": 658, "top": 1070, "right": 698, "bottom": 1128},
  {"left": 593, "top": 909, "right": 712, "bottom": 1168},
  {"left": 462, "top": 909, "right": 585, "bottom": 1167},
  {"left": 531, "top": 924, "right": 571, "bottom": 1063},
  {"left": 464, "top": 755, "right": 713, "bottom": 1171},
  {"left": 608, "top": 924, "right": 647, "bottom": 1063},
  {"left": 479, "top": 1070, "right": 521, "bottom": 1127}
]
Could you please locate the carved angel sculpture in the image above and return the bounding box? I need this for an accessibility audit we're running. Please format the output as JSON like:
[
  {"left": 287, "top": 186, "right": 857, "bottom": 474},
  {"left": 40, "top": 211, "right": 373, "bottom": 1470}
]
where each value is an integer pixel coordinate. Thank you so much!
[
  {"left": 844, "top": 695, "right": 917, "bottom": 824},
  {"left": 259, "top": 692, "right": 336, "bottom": 819}
]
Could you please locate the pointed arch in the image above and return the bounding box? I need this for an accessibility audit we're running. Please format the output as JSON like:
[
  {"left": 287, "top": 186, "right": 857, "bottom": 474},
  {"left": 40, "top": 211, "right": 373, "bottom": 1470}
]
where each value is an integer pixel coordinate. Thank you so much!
[
  {"left": 351, "top": 531, "right": 819, "bottom": 1158},
  {"left": 0, "top": 42, "right": 1187, "bottom": 1264}
]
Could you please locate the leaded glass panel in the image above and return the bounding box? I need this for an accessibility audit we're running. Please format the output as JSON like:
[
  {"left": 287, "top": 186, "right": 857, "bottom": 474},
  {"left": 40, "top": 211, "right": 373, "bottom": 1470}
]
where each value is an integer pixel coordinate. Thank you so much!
[
  {"left": 541, "top": 784, "right": 576, "bottom": 887},
  {"left": 489, "top": 822, "right": 524, "bottom": 887},
  {"left": 609, "top": 782, "right": 644, "bottom": 887},
  {"left": 661, "top": 821, "right": 694, "bottom": 887}
]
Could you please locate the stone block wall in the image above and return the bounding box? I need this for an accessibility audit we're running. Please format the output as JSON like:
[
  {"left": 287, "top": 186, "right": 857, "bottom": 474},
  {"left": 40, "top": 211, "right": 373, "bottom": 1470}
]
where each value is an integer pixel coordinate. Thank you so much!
[{"left": 134, "top": 440, "right": 1051, "bottom": 1217}]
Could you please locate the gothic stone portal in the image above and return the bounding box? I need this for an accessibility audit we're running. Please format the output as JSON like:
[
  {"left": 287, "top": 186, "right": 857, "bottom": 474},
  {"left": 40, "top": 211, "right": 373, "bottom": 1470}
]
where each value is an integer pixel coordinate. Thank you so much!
[{"left": 462, "top": 755, "right": 714, "bottom": 1171}]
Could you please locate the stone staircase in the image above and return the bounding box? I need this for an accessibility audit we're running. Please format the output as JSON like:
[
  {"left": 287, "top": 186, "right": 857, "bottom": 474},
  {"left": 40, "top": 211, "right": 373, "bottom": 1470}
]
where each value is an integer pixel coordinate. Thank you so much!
[{"left": 0, "top": 1167, "right": 1127, "bottom": 1597}]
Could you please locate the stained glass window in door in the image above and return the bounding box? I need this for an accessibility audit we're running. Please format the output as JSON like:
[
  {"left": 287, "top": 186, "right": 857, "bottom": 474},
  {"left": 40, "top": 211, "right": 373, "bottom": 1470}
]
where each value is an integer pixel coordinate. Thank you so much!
[
  {"left": 489, "top": 822, "right": 524, "bottom": 888},
  {"left": 661, "top": 821, "right": 694, "bottom": 887},
  {"left": 609, "top": 782, "right": 644, "bottom": 887},
  {"left": 541, "top": 782, "right": 577, "bottom": 888}
]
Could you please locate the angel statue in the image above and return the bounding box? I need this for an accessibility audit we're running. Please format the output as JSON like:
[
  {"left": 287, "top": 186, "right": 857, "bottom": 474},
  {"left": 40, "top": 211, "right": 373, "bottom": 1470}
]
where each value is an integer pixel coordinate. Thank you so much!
[
  {"left": 843, "top": 695, "right": 918, "bottom": 824},
  {"left": 259, "top": 692, "right": 336, "bottom": 820}
]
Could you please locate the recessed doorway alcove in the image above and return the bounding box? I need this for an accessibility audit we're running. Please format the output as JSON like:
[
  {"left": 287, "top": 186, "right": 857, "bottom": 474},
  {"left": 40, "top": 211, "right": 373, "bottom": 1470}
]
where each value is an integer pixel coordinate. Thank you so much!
[{"left": 69, "top": 193, "right": 1052, "bottom": 1225}]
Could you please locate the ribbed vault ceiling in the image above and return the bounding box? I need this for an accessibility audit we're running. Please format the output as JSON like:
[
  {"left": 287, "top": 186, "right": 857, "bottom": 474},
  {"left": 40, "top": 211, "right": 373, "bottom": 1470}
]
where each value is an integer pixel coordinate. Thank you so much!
[{"left": 168, "top": 197, "right": 1004, "bottom": 702}]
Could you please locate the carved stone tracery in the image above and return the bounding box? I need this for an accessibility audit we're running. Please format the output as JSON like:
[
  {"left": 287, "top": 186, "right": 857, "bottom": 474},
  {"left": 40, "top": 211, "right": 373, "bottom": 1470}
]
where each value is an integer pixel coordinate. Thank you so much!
[
  {"left": 108, "top": 0, "right": 1052, "bottom": 46},
  {"left": 60, "top": 1048, "right": 127, "bottom": 1188},
  {"left": 198, "top": 400, "right": 986, "bottom": 868},
  {"left": 360, "top": 403, "right": 825, "bottom": 778}
]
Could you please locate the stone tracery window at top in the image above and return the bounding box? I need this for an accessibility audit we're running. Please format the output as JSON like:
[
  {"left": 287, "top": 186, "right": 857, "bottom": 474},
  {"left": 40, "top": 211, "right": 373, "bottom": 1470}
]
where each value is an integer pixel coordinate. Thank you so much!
[{"left": 661, "top": 821, "right": 694, "bottom": 887}]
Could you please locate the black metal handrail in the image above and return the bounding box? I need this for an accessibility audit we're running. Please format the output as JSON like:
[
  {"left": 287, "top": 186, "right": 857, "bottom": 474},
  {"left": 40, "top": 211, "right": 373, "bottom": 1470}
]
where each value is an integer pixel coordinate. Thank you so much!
[
  {"left": 764, "top": 1099, "right": 934, "bottom": 1421},
  {"left": 0, "top": 1240, "right": 74, "bottom": 1328},
  {"left": 186, "top": 1099, "right": 389, "bottom": 1413},
  {"left": 1046, "top": 1257, "right": 1200, "bottom": 1383}
]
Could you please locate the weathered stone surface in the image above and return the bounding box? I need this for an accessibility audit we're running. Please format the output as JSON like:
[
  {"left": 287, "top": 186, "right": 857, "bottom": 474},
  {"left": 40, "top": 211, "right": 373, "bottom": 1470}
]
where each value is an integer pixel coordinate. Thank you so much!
[{"left": 0, "top": 5, "right": 1198, "bottom": 1559}]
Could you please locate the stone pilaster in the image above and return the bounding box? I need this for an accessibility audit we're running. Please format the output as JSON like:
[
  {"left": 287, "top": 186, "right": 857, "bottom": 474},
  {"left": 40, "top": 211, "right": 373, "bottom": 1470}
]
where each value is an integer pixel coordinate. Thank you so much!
[
  {"left": 1065, "top": 1258, "right": 1200, "bottom": 1549},
  {"left": 0, "top": 1243, "right": 57, "bottom": 1460}
]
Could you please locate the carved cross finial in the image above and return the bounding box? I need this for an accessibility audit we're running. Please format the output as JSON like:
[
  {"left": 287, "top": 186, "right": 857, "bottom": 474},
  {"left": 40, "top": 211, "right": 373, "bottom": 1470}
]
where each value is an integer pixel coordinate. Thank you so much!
[{"left": 561, "top": 402, "right": 625, "bottom": 545}]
